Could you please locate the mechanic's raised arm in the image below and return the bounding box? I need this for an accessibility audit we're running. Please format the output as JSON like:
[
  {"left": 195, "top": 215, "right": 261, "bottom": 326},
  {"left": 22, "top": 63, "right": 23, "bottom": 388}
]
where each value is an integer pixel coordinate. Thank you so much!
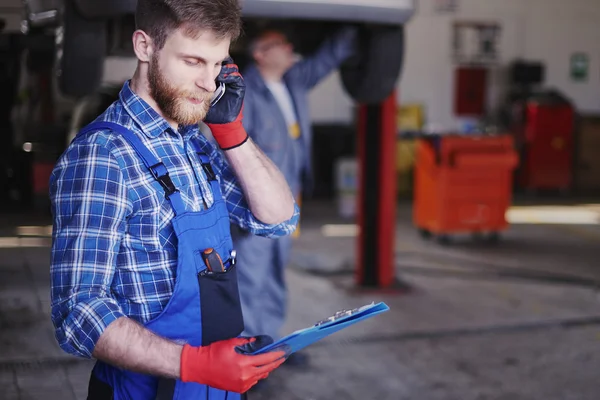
[
  {"left": 286, "top": 26, "right": 358, "bottom": 89},
  {"left": 205, "top": 60, "right": 298, "bottom": 228}
]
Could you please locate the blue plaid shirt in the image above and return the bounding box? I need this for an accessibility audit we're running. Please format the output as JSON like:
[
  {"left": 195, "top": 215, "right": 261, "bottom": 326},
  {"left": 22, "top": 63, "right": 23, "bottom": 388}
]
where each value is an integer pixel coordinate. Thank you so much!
[{"left": 49, "top": 81, "right": 299, "bottom": 358}]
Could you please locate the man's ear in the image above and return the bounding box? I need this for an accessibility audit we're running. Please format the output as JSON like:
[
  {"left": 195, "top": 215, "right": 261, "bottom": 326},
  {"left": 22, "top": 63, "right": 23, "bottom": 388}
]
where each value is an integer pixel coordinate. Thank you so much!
[{"left": 132, "top": 29, "right": 154, "bottom": 62}]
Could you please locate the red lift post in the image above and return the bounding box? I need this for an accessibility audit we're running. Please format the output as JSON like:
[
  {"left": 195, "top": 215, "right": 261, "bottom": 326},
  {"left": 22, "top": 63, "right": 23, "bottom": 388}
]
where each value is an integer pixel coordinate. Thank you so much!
[{"left": 355, "top": 90, "right": 409, "bottom": 291}]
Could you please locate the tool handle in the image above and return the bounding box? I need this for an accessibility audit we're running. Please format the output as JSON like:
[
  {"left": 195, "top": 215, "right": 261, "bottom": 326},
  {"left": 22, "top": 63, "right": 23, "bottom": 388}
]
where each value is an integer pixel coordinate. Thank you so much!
[{"left": 201, "top": 248, "right": 225, "bottom": 272}]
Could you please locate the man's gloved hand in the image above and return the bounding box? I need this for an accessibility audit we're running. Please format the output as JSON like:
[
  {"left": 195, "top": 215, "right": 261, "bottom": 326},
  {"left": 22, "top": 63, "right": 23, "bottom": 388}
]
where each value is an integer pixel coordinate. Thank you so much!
[
  {"left": 204, "top": 58, "right": 249, "bottom": 151},
  {"left": 180, "top": 337, "right": 287, "bottom": 393},
  {"left": 336, "top": 25, "right": 360, "bottom": 58}
]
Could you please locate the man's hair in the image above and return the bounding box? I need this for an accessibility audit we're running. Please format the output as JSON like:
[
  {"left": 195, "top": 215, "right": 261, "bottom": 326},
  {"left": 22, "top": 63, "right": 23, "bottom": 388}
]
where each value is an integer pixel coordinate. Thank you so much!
[
  {"left": 247, "top": 25, "right": 291, "bottom": 57},
  {"left": 247, "top": 29, "right": 279, "bottom": 56},
  {"left": 135, "top": 0, "right": 242, "bottom": 50}
]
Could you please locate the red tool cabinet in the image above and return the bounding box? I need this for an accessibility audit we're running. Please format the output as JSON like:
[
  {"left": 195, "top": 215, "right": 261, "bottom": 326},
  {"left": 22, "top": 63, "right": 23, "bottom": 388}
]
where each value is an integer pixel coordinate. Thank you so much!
[{"left": 519, "top": 101, "right": 574, "bottom": 191}]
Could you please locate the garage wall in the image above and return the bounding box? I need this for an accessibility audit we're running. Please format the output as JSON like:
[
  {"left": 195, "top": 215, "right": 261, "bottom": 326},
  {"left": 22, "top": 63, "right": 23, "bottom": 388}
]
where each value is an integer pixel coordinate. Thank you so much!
[
  {"left": 308, "top": 70, "right": 356, "bottom": 124},
  {"left": 522, "top": 0, "right": 600, "bottom": 113},
  {"left": 309, "top": 0, "right": 600, "bottom": 127}
]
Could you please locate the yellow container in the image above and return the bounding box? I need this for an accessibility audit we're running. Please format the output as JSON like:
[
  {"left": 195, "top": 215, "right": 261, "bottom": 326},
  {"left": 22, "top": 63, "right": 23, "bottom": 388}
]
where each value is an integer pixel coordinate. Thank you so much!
[
  {"left": 396, "top": 139, "right": 417, "bottom": 197},
  {"left": 397, "top": 104, "right": 425, "bottom": 131},
  {"left": 396, "top": 139, "right": 417, "bottom": 173}
]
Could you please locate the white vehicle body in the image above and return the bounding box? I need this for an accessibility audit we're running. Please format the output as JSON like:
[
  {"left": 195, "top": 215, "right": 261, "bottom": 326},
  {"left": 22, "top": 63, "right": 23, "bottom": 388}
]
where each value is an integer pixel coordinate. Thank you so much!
[
  {"left": 240, "top": 0, "right": 415, "bottom": 25},
  {"left": 5, "top": 0, "right": 415, "bottom": 31}
]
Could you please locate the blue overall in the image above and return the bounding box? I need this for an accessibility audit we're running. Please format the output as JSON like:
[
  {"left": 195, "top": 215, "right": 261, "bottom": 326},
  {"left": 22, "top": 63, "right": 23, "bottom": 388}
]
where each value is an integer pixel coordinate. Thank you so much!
[{"left": 78, "top": 121, "right": 246, "bottom": 400}]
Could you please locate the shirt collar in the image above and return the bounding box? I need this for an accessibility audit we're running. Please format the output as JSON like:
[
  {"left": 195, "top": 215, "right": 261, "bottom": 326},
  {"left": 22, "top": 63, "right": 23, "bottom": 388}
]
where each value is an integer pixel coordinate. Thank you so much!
[{"left": 119, "top": 80, "right": 198, "bottom": 139}]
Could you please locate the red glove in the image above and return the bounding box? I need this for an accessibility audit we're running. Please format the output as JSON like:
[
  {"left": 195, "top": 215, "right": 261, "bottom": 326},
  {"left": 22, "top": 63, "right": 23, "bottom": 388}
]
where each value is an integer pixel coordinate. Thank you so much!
[
  {"left": 180, "top": 338, "right": 287, "bottom": 393},
  {"left": 204, "top": 58, "right": 248, "bottom": 150}
]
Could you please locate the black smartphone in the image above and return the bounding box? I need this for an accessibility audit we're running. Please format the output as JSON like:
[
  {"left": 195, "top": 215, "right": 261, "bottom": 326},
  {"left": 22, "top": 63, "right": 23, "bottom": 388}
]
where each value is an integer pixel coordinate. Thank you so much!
[{"left": 210, "top": 82, "right": 226, "bottom": 107}]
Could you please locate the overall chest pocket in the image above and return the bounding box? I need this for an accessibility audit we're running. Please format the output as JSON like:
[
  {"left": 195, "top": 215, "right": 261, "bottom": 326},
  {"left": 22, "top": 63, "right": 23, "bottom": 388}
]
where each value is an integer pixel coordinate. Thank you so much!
[{"left": 194, "top": 250, "right": 245, "bottom": 346}]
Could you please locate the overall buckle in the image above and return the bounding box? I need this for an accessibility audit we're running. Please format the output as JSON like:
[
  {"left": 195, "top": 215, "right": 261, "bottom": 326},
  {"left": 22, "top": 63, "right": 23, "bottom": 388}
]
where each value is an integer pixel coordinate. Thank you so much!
[
  {"left": 198, "top": 156, "right": 217, "bottom": 181},
  {"left": 150, "top": 162, "right": 178, "bottom": 198},
  {"left": 202, "top": 163, "right": 217, "bottom": 181}
]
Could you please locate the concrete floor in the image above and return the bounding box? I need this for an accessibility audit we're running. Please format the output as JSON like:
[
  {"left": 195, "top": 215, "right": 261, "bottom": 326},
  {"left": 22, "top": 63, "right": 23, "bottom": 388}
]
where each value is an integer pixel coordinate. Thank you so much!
[{"left": 1, "top": 199, "right": 600, "bottom": 399}]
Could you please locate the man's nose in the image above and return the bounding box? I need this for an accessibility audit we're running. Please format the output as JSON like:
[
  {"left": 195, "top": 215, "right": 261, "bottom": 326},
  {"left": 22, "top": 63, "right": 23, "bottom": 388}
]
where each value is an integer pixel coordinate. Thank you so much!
[{"left": 196, "top": 73, "right": 217, "bottom": 93}]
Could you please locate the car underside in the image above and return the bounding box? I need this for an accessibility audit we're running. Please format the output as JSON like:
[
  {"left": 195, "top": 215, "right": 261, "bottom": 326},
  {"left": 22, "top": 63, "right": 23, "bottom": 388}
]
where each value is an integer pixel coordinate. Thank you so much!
[{"left": 21, "top": 0, "right": 414, "bottom": 103}]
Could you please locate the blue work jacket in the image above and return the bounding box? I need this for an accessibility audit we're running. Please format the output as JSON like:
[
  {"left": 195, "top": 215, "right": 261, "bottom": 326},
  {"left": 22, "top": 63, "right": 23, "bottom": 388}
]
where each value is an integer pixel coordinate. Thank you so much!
[{"left": 241, "top": 28, "right": 357, "bottom": 195}]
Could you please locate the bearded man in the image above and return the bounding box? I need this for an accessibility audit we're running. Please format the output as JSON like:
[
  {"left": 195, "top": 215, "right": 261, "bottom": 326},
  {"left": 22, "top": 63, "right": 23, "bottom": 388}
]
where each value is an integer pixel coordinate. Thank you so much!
[{"left": 48, "top": 0, "right": 299, "bottom": 399}]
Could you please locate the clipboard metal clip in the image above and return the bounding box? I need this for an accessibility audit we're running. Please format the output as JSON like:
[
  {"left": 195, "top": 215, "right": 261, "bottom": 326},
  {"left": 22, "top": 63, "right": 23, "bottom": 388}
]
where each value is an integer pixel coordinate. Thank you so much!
[{"left": 314, "top": 302, "right": 375, "bottom": 327}]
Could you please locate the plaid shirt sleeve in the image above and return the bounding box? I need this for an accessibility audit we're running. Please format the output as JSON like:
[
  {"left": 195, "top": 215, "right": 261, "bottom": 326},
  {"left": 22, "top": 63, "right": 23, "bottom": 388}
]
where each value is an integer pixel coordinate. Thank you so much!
[
  {"left": 203, "top": 140, "right": 300, "bottom": 238},
  {"left": 49, "top": 140, "right": 131, "bottom": 358}
]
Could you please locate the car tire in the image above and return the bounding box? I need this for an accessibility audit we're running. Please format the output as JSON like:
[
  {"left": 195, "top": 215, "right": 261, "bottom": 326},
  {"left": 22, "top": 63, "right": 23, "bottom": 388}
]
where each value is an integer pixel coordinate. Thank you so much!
[
  {"left": 340, "top": 24, "right": 405, "bottom": 104},
  {"left": 58, "top": 0, "right": 106, "bottom": 98}
]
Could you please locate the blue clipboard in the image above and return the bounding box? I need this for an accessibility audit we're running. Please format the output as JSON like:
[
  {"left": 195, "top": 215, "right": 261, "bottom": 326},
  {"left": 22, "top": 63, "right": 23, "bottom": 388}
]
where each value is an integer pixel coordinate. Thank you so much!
[{"left": 243, "top": 302, "right": 389, "bottom": 356}]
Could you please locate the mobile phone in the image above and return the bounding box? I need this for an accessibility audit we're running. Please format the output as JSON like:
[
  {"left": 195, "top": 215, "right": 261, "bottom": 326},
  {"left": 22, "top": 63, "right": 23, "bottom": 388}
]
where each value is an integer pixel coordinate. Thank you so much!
[{"left": 210, "top": 82, "right": 226, "bottom": 107}]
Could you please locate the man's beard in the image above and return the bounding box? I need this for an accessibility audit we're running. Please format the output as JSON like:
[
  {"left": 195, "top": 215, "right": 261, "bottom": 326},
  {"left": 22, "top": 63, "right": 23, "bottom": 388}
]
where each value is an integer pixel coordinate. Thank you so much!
[{"left": 148, "top": 55, "right": 212, "bottom": 126}]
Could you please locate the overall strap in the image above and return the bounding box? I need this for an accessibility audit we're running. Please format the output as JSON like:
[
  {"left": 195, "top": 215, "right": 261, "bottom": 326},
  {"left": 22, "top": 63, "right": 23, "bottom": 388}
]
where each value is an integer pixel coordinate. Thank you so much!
[
  {"left": 77, "top": 121, "right": 187, "bottom": 216},
  {"left": 189, "top": 139, "right": 223, "bottom": 202}
]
